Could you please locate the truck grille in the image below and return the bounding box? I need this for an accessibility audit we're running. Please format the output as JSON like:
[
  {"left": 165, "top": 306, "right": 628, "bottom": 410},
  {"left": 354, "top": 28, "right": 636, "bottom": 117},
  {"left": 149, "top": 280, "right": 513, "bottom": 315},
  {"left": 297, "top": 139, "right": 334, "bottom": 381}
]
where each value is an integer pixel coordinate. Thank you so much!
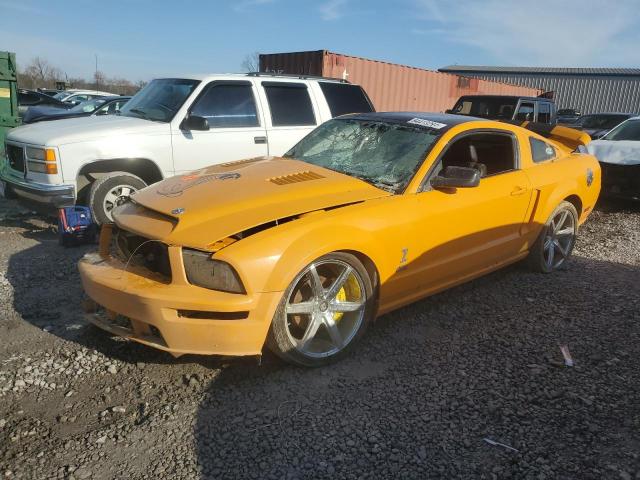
[
  {"left": 6, "top": 144, "right": 25, "bottom": 173},
  {"left": 112, "top": 227, "right": 172, "bottom": 283}
]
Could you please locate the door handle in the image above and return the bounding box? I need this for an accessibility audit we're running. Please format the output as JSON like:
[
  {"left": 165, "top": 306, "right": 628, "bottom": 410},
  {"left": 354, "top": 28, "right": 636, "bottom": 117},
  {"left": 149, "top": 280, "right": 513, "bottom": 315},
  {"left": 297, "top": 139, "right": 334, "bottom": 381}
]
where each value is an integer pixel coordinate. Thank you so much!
[
  {"left": 254, "top": 136, "right": 267, "bottom": 144},
  {"left": 511, "top": 186, "right": 528, "bottom": 196}
]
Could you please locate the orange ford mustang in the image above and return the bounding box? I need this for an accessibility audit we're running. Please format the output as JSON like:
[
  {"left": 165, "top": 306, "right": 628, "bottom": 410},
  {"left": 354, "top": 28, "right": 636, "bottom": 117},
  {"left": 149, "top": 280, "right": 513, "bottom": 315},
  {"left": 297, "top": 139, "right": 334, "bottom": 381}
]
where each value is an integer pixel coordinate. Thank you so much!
[{"left": 79, "top": 113, "right": 600, "bottom": 367}]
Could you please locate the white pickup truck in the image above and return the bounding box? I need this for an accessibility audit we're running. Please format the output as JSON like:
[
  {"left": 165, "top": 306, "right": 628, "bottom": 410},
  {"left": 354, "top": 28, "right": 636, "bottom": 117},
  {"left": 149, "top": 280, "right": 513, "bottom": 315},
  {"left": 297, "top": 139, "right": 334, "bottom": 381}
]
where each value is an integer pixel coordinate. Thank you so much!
[{"left": 1, "top": 73, "right": 373, "bottom": 223}]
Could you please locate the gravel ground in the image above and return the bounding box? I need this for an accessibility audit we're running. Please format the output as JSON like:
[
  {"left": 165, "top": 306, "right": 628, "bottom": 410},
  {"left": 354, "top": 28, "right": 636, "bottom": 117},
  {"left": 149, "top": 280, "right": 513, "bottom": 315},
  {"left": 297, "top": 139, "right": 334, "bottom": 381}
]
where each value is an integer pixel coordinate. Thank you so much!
[{"left": 0, "top": 196, "right": 638, "bottom": 480}]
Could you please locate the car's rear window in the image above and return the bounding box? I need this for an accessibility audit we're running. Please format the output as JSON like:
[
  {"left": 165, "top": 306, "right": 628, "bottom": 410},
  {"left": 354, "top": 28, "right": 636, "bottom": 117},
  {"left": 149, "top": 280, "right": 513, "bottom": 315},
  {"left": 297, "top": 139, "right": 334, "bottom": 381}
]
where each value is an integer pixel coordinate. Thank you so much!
[
  {"left": 319, "top": 82, "right": 374, "bottom": 117},
  {"left": 452, "top": 97, "right": 518, "bottom": 119}
]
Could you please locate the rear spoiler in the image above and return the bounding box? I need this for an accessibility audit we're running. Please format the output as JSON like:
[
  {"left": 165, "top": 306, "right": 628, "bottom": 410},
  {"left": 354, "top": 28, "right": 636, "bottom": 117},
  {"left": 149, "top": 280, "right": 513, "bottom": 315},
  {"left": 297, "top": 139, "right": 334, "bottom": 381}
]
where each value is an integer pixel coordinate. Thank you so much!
[{"left": 503, "top": 120, "right": 592, "bottom": 151}]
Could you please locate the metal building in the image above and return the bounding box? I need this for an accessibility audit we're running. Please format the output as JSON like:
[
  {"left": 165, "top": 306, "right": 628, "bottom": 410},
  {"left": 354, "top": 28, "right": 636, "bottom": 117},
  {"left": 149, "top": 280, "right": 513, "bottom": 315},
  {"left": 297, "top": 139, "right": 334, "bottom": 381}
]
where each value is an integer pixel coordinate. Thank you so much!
[
  {"left": 438, "top": 66, "right": 640, "bottom": 114},
  {"left": 259, "top": 50, "right": 541, "bottom": 113}
]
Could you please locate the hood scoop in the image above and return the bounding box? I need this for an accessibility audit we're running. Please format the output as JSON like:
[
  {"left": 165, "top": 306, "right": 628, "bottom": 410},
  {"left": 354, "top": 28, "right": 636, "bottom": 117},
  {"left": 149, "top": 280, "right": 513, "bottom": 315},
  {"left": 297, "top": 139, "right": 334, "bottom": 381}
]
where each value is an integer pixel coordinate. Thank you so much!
[{"left": 269, "top": 171, "right": 325, "bottom": 185}]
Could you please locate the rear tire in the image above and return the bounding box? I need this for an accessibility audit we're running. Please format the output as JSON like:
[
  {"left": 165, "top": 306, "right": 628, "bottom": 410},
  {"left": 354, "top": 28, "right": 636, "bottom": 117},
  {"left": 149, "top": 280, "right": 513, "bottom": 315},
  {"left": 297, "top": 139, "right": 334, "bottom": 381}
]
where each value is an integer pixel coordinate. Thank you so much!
[
  {"left": 88, "top": 172, "right": 146, "bottom": 225},
  {"left": 267, "top": 252, "right": 374, "bottom": 367},
  {"left": 527, "top": 201, "right": 578, "bottom": 273}
]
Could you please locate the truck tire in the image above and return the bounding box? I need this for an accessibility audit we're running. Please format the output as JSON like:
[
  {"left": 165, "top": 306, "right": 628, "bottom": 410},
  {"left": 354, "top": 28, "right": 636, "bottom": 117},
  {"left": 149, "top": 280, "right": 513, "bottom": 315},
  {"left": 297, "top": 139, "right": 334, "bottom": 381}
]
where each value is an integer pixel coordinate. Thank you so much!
[{"left": 88, "top": 172, "right": 146, "bottom": 224}]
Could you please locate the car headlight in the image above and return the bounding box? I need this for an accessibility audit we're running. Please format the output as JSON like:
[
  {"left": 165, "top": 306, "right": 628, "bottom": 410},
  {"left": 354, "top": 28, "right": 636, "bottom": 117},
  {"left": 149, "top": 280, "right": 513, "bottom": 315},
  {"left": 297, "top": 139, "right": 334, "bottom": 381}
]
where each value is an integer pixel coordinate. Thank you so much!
[
  {"left": 182, "top": 248, "right": 245, "bottom": 294},
  {"left": 26, "top": 147, "right": 58, "bottom": 174}
]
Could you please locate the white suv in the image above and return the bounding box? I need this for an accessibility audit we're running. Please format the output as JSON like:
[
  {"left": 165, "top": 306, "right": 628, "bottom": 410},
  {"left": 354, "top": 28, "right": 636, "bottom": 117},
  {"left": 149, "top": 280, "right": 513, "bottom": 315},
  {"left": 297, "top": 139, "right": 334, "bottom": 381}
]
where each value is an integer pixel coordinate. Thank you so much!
[{"left": 1, "top": 74, "right": 373, "bottom": 223}]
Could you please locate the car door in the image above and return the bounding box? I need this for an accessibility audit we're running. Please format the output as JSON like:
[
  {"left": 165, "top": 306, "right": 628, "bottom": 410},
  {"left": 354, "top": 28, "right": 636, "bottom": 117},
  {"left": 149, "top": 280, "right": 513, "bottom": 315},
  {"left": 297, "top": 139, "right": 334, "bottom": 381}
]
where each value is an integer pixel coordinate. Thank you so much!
[
  {"left": 170, "top": 80, "right": 268, "bottom": 173},
  {"left": 398, "top": 130, "right": 534, "bottom": 293},
  {"left": 256, "top": 81, "right": 320, "bottom": 156}
]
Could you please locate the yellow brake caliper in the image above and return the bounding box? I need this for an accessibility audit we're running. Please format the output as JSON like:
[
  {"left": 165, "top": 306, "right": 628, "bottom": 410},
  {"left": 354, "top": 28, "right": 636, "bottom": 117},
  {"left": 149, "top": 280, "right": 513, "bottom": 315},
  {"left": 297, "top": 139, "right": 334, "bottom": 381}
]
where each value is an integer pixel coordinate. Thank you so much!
[{"left": 333, "top": 274, "right": 361, "bottom": 323}]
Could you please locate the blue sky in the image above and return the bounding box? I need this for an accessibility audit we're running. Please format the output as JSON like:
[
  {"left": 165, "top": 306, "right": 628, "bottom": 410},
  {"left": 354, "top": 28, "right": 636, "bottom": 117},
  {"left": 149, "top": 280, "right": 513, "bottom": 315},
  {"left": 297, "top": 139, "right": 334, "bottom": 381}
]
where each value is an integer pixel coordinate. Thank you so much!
[{"left": 1, "top": 0, "right": 639, "bottom": 82}]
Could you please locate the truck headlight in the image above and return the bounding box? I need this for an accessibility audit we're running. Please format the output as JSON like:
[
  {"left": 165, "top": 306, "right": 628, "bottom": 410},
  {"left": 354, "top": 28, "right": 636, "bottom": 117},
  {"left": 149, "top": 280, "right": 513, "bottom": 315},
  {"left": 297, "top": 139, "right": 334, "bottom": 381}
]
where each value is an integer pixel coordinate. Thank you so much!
[
  {"left": 26, "top": 147, "right": 57, "bottom": 174},
  {"left": 182, "top": 248, "right": 245, "bottom": 294}
]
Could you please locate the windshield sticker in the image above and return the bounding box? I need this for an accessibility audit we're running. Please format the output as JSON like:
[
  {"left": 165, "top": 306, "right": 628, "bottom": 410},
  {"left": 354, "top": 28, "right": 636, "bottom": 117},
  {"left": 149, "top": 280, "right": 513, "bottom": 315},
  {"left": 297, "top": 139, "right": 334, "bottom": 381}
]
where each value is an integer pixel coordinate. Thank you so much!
[
  {"left": 157, "top": 172, "right": 240, "bottom": 197},
  {"left": 407, "top": 118, "right": 447, "bottom": 130}
]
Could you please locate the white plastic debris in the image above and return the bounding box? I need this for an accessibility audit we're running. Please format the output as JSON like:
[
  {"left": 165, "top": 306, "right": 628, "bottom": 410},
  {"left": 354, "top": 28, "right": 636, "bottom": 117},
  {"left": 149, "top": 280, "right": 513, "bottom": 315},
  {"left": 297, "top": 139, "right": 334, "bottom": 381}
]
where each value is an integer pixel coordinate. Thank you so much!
[
  {"left": 559, "top": 345, "right": 574, "bottom": 367},
  {"left": 483, "top": 438, "right": 519, "bottom": 452}
]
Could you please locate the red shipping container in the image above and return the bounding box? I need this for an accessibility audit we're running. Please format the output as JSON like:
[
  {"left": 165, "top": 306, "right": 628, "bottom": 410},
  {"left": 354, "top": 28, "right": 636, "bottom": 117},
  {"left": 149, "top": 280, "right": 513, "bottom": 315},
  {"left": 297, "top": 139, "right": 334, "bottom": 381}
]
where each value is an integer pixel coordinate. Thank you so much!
[{"left": 260, "top": 50, "right": 542, "bottom": 112}]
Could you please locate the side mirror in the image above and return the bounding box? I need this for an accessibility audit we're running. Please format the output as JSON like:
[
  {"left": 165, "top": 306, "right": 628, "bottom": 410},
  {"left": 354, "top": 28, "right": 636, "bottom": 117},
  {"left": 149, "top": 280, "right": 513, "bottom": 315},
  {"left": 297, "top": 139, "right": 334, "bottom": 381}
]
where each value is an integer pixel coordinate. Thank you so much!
[
  {"left": 431, "top": 166, "right": 480, "bottom": 189},
  {"left": 181, "top": 115, "right": 209, "bottom": 131},
  {"left": 445, "top": 109, "right": 454, "bottom": 114}
]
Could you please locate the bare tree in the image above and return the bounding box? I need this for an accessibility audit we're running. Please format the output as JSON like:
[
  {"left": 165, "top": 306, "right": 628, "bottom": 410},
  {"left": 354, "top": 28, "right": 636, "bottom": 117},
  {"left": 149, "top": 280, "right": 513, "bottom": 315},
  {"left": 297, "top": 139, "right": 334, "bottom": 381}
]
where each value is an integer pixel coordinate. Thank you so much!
[
  {"left": 17, "top": 56, "right": 144, "bottom": 95},
  {"left": 241, "top": 51, "right": 260, "bottom": 72},
  {"left": 93, "top": 70, "right": 106, "bottom": 91},
  {"left": 20, "top": 57, "right": 63, "bottom": 88}
]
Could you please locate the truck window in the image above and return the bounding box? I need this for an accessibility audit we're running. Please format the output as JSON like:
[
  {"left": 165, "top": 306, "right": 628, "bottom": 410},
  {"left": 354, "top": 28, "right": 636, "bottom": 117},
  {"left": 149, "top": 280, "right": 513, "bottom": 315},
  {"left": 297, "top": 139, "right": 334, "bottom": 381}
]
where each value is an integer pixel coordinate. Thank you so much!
[
  {"left": 318, "top": 82, "right": 374, "bottom": 117},
  {"left": 538, "top": 103, "right": 551, "bottom": 123},
  {"left": 515, "top": 102, "right": 535, "bottom": 122},
  {"left": 451, "top": 97, "right": 517, "bottom": 119},
  {"left": 190, "top": 83, "right": 259, "bottom": 128},
  {"left": 262, "top": 82, "right": 316, "bottom": 127}
]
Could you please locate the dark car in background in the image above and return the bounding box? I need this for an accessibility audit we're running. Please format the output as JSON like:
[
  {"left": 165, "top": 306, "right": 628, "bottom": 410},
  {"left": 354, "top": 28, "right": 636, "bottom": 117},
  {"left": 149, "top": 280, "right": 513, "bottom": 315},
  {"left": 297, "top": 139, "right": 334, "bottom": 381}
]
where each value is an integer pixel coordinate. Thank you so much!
[
  {"left": 37, "top": 88, "right": 63, "bottom": 97},
  {"left": 22, "top": 96, "right": 131, "bottom": 124},
  {"left": 17, "top": 89, "right": 69, "bottom": 116},
  {"left": 571, "top": 113, "right": 634, "bottom": 139},
  {"left": 448, "top": 95, "right": 557, "bottom": 124},
  {"left": 557, "top": 108, "right": 582, "bottom": 124}
]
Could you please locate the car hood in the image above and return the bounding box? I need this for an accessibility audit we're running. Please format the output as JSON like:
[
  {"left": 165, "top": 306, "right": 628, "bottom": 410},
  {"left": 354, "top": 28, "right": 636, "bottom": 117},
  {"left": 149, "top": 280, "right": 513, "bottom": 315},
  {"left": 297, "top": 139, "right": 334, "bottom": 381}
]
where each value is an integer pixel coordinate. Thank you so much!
[
  {"left": 7, "top": 115, "right": 167, "bottom": 146},
  {"left": 587, "top": 140, "right": 640, "bottom": 166},
  {"left": 113, "top": 157, "right": 391, "bottom": 250}
]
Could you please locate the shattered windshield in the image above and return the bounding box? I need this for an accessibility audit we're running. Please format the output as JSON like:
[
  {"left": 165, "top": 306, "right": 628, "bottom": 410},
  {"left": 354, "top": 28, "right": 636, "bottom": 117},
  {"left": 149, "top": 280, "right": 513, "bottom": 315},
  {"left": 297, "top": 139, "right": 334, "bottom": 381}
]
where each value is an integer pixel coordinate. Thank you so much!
[
  {"left": 120, "top": 78, "right": 200, "bottom": 122},
  {"left": 284, "top": 118, "right": 440, "bottom": 192}
]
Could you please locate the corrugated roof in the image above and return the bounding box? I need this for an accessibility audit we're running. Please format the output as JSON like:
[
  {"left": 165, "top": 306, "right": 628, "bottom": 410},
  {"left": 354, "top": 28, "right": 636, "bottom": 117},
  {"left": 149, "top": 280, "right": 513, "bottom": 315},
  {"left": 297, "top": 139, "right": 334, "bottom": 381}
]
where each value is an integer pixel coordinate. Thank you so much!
[{"left": 439, "top": 66, "right": 640, "bottom": 76}]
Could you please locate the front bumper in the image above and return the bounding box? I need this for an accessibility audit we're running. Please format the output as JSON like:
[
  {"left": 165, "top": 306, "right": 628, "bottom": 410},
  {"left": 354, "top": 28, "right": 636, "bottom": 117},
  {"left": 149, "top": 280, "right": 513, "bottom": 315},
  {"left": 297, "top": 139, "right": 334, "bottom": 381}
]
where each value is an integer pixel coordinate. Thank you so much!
[
  {"left": 599, "top": 162, "right": 640, "bottom": 201},
  {"left": 0, "top": 165, "right": 75, "bottom": 208},
  {"left": 78, "top": 241, "right": 283, "bottom": 357}
]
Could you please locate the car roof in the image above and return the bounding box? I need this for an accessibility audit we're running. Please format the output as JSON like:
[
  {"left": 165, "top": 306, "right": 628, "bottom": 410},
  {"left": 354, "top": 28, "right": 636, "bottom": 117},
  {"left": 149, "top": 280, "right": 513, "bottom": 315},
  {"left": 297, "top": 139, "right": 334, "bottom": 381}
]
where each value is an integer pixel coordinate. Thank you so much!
[
  {"left": 457, "top": 94, "right": 547, "bottom": 102},
  {"left": 154, "top": 73, "right": 349, "bottom": 84},
  {"left": 338, "top": 112, "right": 481, "bottom": 131},
  {"left": 581, "top": 112, "right": 634, "bottom": 116}
]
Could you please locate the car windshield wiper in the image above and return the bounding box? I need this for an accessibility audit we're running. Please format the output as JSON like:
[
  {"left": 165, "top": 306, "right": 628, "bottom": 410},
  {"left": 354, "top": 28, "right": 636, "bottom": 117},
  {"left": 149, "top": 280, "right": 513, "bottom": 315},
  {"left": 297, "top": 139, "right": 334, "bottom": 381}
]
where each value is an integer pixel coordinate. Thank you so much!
[
  {"left": 346, "top": 172, "right": 398, "bottom": 192},
  {"left": 373, "top": 179, "right": 401, "bottom": 192}
]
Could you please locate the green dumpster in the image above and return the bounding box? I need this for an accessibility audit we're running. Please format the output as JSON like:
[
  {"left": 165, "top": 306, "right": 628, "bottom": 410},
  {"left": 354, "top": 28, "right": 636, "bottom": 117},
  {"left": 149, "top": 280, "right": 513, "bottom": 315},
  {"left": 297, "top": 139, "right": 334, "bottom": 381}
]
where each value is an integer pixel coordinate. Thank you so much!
[{"left": 0, "top": 51, "right": 20, "bottom": 156}]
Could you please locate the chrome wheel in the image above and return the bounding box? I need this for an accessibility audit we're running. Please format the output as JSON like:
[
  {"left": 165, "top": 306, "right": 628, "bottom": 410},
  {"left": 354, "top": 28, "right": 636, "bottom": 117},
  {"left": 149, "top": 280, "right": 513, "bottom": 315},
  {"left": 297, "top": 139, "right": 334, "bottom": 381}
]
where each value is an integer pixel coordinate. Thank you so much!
[
  {"left": 543, "top": 208, "right": 576, "bottom": 270},
  {"left": 283, "top": 259, "right": 367, "bottom": 359},
  {"left": 103, "top": 185, "right": 136, "bottom": 221}
]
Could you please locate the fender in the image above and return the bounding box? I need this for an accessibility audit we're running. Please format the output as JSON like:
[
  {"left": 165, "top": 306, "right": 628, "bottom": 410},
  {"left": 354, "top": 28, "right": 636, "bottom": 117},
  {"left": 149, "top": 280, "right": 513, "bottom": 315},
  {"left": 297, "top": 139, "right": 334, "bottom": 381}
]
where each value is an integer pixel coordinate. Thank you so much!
[
  {"left": 77, "top": 157, "right": 164, "bottom": 180},
  {"left": 216, "top": 211, "right": 404, "bottom": 295}
]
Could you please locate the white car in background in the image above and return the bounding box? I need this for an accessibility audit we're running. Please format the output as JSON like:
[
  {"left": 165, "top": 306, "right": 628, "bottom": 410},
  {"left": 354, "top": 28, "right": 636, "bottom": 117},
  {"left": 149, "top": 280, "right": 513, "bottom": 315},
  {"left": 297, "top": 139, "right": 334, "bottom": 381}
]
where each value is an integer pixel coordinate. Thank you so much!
[
  {"left": 1, "top": 73, "right": 374, "bottom": 223},
  {"left": 587, "top": 116, "right": 640, "bottom": 201},
  {"left": 53, "top": 89, "right": 115, "bottom": 105}
]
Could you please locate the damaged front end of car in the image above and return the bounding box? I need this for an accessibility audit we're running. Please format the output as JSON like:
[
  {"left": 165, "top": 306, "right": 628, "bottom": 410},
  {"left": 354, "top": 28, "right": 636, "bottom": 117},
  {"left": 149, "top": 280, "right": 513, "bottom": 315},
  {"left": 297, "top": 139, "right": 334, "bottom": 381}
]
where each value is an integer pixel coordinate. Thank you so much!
[{"left": 598, "top": 162, "right": 640, "bottom": 201}]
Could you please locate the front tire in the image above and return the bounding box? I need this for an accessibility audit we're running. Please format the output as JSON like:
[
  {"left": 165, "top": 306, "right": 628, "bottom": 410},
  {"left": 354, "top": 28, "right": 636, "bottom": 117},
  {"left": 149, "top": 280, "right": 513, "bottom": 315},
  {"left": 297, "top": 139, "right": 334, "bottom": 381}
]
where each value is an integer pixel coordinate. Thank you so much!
[
  {"left": 267, "top": 252, "right": 374, "bottom": 367},
  {"left": 527, "top": 201, "right": 578, "bottom": 273},
  {"left": 88, "top": 172, "right": 146, "bottom": 225}
]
